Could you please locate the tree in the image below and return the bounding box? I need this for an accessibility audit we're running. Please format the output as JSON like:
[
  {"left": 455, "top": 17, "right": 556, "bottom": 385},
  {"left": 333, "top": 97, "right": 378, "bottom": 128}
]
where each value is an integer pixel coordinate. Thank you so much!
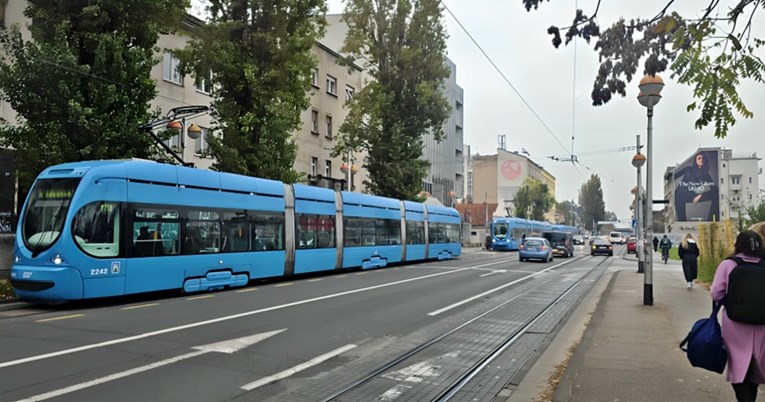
[
  {"left": 177, "top": 0, "right": 327, "bottom": 183},
  {"left": 524, "top": 1, "right": 765, "bottom": 138},
  {"left": 742, "top": 198, "right": 765, "bottom": 228},
  {"left": 578, "top": 174, "right": 606, "bottom": 231},
  {"left": 513, "top": 177, "right": 555, "bottom": 221},
  {"left": 0, "top": 0, "right": 188, "bottom": 194},
  {"left": 339, "top": 0, "right": 451, "bottom": 200},
  {"left": 604, "top": 211, "right": 618, "bottom": 222},
  {"left": 555, "top": 200, "right": 577, "bottom": 225}
]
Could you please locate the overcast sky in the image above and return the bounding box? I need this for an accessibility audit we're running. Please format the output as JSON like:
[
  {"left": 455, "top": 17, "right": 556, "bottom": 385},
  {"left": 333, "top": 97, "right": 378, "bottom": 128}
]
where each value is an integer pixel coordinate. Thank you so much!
[{"left": 324, "top": 0, "right": 765, "bottom": 220}]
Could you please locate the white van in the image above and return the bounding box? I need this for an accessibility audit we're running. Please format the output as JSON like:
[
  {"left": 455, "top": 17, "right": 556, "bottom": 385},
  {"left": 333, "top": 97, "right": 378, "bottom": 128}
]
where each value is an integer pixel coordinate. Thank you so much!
[{"left": 609, "top": 231, "right": 625, "bottom": 245}]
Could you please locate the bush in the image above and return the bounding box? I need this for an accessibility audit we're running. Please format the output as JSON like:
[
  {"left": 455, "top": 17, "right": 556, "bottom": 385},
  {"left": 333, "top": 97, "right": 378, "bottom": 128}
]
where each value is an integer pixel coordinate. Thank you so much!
[
  {"left": 697, "top": 219, "right": 736, "bottom": 283},
  {"left": 0, "top": 279, "right": 17, "bottom": 301}
]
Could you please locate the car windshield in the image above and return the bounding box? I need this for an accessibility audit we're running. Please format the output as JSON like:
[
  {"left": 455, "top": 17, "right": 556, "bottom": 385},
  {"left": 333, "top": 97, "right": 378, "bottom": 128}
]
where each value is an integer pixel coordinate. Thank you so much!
[
  {"left": 22, "top": 178, "right": 81, "bottom": 256},
  {"left": 524, "top": 239, "right": 543, "bottom": 246}
]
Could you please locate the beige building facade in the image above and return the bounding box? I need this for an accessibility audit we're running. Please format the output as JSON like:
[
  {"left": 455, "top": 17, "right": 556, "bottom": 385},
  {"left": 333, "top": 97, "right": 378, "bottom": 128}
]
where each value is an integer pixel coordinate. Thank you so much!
[
  {"left": 471, "top": 149, "right": 557, "bottom": 218},
  {"left": 1, "top": 7, "right": 367, "bottom": 192}
]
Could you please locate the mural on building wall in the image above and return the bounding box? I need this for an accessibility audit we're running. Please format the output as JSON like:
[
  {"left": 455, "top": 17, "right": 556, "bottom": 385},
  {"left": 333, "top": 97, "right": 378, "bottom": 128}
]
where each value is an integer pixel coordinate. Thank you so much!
[
  {"left": 497, "top": 150, "right": 525, "bottom": 215},
  {"left": 672, "top": 149, "right": 719, "bottom": 222}
]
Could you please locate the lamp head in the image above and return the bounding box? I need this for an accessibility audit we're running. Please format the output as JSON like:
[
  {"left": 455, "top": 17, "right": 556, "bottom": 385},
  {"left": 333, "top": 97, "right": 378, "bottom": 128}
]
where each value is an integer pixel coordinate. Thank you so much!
[
  {"left": 187, "top": 124, "right": 203, "bottom": 140},
  {"left": 632, "top": 152, "right": 647, "bottom": 168},
  {"left": 638, "top": 74, "right": 664, "bottom": 96},
  {"left": 166, "top": 120, "right": 182, "bottom": 130},
  {"left": 340, "top": 163, "right": 349, "bottom": 173}
]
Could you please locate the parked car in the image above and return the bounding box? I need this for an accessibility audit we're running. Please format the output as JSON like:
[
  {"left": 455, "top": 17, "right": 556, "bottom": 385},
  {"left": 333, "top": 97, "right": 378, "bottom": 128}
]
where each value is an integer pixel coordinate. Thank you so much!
[
  {"left": 591, "top": 239, "right": 614, "bottom": 256},
  {"left": 542, "top": 231, "right": 574, "bottom": 258},
  {"left": 573, "top": 235, "right": 585, "bottom": 245},
  {"left": 626, "top": 237, "right": 637, "bottom": 254},
  {"left": 519, "top": 237, "right": 553, "bottom": 262}
]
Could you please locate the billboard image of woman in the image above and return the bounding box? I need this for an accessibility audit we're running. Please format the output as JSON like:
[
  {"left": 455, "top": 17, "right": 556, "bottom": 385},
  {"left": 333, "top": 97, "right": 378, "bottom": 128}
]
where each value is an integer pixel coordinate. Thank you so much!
[{"left": 673, "top": 150, "right": 719, "bottom": 222}]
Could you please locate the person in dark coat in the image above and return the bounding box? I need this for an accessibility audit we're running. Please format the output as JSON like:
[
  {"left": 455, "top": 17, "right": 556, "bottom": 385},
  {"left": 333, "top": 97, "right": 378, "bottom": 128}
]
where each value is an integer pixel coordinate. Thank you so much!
[
  {"left": 677, "top": 233, "right": 700, "bottom": 290},
  {"left": 652, "top": 236, "right": 660, "bottom": 252}
]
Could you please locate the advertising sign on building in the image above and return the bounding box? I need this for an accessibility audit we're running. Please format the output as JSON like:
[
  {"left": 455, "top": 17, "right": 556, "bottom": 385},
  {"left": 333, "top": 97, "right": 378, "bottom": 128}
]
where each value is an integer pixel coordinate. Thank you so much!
[{"left": 672, "top": 149, "right": 720, "bottom": 222}]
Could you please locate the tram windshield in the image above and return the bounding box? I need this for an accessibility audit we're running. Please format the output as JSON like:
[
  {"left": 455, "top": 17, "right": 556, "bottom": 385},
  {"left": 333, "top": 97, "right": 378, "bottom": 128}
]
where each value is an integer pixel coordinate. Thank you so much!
[
  {"left": 22, "top": 178, "right": 81, "bottom": 256},
  {"left": 493, "top": 222, "right": 509, "bottom": 239}
]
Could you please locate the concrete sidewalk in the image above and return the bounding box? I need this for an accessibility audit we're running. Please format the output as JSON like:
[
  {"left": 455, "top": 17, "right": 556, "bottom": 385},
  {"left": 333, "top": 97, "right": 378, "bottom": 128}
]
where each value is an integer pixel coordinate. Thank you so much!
[{"left": 507, "top": 252, "right": 735, "bottom": 402}]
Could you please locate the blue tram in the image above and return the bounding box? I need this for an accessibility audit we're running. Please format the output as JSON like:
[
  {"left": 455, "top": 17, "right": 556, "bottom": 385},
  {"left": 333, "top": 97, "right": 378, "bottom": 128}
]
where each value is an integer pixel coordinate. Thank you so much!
[
  {"left": 550, "top": 224, "right": 577, "bottom": 234},
  {"left": 11, "top": 160, "right": 461, "bottom": 302},
  {"left": 489, "top": 217, "right": 552, "bottom": 251}
]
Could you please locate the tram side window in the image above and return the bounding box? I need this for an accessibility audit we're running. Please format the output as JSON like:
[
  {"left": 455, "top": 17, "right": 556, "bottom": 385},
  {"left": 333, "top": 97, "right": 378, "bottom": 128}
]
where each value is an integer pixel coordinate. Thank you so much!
[
  {"left": 406, "top": 221, "right": 424, "bottom": 245},
  {"left": 361, "top": 218, "right": 376, "bottom": 246},
  {"left": 222, "top": 211, "right": 248, "bottom": 252},
  {"left": 132, "top": 208, "right": 181, "bottom": 257},
  {"left": 185, "top": 210, "right": 220, "bottom": 254},
  {"left": 344, "top": 217, "right": 362, "bottom": 247},
  {"left": 380, "top": 219, "right": 400, "bottom": 245},
  {"left": 73, "top": 202, "right": 120, "bottom": 258},
  {"left": 446, "top": 223, "right": 460, "bottom": 243},
  {"left": 296, "top": 214, "right": 335, "bottom": 249},
  {"left": 429, "top": 223, "right": 446, "bottom": 244},
  {"left": 250, "top": 212, "right": 284, "bottom": 251}
]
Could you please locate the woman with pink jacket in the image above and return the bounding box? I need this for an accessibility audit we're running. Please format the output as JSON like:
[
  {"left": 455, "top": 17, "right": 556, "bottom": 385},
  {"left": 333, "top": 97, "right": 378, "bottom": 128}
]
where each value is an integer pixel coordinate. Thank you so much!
[{"left": 711, "top": 230, "right": 765, "bottom": 402}]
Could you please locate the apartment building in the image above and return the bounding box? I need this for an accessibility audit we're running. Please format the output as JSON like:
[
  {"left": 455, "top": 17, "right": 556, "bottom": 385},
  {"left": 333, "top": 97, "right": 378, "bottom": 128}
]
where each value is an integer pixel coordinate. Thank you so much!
[{"left": 662, "top": 147, "right": 761, "bottom": 231}]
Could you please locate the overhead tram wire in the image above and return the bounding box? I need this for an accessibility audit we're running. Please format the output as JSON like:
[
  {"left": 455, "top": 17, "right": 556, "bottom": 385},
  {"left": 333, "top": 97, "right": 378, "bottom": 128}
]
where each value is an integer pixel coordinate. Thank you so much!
[{"left": 439, "top": 1, "right": 572, "bottom": 158}]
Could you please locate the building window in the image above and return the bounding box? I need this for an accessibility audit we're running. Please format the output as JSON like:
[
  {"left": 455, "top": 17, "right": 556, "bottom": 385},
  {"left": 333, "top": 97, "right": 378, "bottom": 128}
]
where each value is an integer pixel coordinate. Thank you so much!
[
  {"left": 325, "top": 160, "right": 331, "bottom": 178},
  {"left": 311, "top": 69, "right": 319, "bottom": 88},
  {"left": 326, "top": 75, "right": 337, "bottom": 96},
  {"left": 345, "top": 85, "right": 355, "bottom": 101},
  {"left": 732, "top": 176, "right": 741, "bottom": 185},
  {"left": 162, "top": 52, "right": 183, "bottom": 85},
  {"left": 311, "top": 157, "right": 318, "bottom": 177},
  {"left": 326, "top": 115, "right": 333, "bottom": 138},
  {"left": 311, "top": 109, "right": 319, "bottom": 134},
  {"left": 750, "top": 177, "right": 753, "bottom": 184},
  {"left": 194, "top": 70, "right": 213, "bottom": 94}
]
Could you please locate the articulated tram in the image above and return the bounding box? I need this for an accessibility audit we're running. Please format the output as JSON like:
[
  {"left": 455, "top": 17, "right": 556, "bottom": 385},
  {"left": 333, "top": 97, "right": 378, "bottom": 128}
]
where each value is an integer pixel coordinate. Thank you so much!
[{"left": 11, "top": 159, "right": 461, "bottom": 302}]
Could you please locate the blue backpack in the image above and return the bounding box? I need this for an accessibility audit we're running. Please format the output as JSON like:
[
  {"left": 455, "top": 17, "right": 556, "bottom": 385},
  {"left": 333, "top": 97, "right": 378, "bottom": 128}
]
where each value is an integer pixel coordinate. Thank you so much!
[{"left": 679, "top": 301, "right": 727, "bottom": 374}]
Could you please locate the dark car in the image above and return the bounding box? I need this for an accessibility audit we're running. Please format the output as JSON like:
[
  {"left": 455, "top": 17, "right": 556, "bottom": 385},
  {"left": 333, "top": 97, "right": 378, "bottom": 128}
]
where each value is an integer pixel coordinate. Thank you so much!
[
  {"left": 542, "top": 231, "right": 574, "bottom": 258},
  {"left": 573, "top": 235, "right": 585, "bottom": 245},
  {"left": 591, "top": 239, "right": 613, "bottom": 256}
]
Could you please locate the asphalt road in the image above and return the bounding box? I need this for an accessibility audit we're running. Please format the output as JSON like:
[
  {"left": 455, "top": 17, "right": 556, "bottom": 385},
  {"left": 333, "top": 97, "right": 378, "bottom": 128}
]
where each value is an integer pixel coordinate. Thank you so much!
[{"left": 0, "top": 244, "right": 613, "bottom": 402}]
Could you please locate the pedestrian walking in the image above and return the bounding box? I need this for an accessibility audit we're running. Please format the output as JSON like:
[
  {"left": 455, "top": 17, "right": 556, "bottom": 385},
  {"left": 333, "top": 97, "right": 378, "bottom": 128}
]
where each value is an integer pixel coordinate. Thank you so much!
[
  {"left": 677, "top": 233, "right": 699, "bottom": 290},
  {"left": 711, "top": 230, "right": 765, "bottom": 402},
  {"left": 653, "top": 236, "right": 659, "bottom": 252}
]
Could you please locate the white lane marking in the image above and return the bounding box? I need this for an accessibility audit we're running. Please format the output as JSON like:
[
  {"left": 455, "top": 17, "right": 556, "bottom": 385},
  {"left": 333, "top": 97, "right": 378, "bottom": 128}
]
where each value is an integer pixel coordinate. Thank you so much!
[
  {"left": 378, "top": 351, "right": 459, "bottom": 400},
  {"left": 241, "top": 344, "right": 357, "bottom": 391},
  {"left": 479, "top": 269, "right": 507, "bottom": 277},
  {"left": 1, "top": 266, "right": 477, "bottom": 369},
  {"left": 17, "top": 330, "right": 285, "bottom": 402},
  {"left": 428, "top": 257, "right": 581, "bottom": 316}
]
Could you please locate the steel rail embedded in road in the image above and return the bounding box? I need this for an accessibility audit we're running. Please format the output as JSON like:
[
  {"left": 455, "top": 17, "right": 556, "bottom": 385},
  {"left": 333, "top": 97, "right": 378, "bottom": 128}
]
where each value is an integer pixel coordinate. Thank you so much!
[{"left": 318, "top": 254, "right": 615, "bottom": 402}]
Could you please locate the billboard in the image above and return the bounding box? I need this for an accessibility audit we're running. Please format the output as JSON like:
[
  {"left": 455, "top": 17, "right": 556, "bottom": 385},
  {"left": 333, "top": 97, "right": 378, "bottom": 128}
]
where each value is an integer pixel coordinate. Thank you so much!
[{"left": 672, "top": 149, "right": 719, "bottom": 222}]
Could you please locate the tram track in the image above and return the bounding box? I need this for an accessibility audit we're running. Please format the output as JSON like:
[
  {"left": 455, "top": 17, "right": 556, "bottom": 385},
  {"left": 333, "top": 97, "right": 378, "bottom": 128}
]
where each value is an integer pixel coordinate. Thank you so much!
[{"left": 313, "top": 254, "right": 615, "bottom": 402}]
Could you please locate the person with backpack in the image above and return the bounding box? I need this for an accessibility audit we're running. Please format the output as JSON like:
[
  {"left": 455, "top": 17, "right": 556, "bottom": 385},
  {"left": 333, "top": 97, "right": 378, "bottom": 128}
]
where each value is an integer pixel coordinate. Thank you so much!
[
  {"left": 678, "top": 233, "right": 700, "bottom": 290},
  {"left": 711, "top": 230, "right": 765, "bottom": 402},
  {"left": 659, "top": 235, "right": 672, "bottom": 263}
]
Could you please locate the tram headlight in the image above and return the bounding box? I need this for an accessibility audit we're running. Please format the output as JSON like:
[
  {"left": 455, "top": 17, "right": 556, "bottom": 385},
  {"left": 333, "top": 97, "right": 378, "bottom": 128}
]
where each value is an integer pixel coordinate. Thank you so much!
[
  {"left": 15, "top": 255, "right": 21, "bottom": 263},
  {"left": 50, "top": 254, "right": 65, "bottom": 265}
]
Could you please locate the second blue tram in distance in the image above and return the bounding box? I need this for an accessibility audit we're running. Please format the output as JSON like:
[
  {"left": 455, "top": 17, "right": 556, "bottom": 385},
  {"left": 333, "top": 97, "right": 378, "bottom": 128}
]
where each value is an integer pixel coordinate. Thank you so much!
[
  {"left": 11, "top": 159, "right": 461, "bottom": 302},
  {"left": 489, "top": 217, "right": 552, "bottom": 251}
]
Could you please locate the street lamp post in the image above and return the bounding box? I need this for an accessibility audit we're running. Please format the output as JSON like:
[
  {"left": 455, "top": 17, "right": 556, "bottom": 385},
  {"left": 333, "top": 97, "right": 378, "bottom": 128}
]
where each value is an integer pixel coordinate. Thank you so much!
[
  {"left": 339, "top": 149, "right": 358, "bottom": 192},
  {"left": 637, "top": 75, "right": 664, "bottom": 306},
  {"left": 632, "top": 135, "right": 646, "bottom": 274}
]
